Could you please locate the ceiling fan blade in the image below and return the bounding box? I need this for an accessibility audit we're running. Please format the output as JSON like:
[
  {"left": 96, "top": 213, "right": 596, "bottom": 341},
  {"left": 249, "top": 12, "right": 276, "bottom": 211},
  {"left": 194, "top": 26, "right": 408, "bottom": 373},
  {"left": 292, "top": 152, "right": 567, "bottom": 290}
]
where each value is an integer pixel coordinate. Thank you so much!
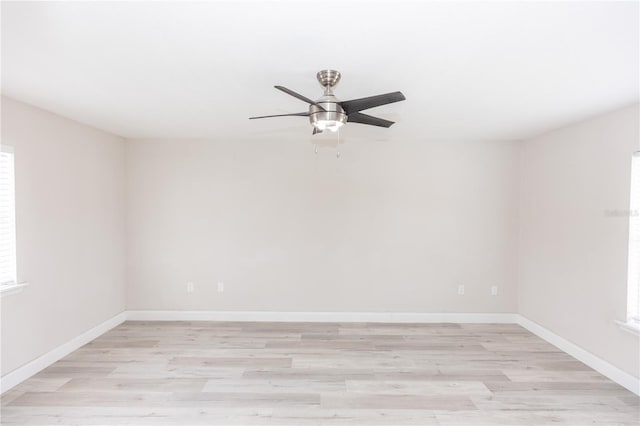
[
  {"left": 347, "top": 112, "right": 395, "bottom": 128},
  {"left": 340, "top": 91, "right": 406, "bottom": 115},
  {"left": 274, "top": 86, "right": 325, "bottom": 110},
  {"left": 249, "top": 112, "right": 309, "bottom": 120}
]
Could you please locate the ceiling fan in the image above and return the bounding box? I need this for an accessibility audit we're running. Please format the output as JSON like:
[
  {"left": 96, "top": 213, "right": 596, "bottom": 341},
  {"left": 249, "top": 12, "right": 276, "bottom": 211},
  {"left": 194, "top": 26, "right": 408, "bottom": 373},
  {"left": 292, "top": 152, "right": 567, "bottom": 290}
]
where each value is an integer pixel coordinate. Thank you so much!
[{"left": 249, "top": 70, "right": 406, "bottom": 135}]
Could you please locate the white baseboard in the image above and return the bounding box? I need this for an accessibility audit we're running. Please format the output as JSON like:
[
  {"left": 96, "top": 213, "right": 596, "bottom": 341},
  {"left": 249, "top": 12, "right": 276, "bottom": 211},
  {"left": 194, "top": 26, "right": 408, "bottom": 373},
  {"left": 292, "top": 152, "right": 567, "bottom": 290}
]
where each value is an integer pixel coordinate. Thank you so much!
[
  {"left": 125, "top": 310, "right": 519, "bottom": 324},
  {"left": 0, "top": 312, "right": 127, "bottom": 393},
  {"left": 2, "top": 310, "right": 637, "bottom": 398},
  {"left": 516, "top": 314, "right": 640, "bottom": 396}
]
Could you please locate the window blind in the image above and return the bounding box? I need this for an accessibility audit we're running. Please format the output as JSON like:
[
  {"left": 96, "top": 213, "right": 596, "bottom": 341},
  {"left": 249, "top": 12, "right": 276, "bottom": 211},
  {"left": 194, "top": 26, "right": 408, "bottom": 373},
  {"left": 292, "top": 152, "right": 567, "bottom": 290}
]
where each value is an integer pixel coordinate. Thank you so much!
[
  {"left": 0, "top": 145, "right": 16, "bottom": 286},
  {"left": 628, "top": 152, "right": 640, "bottom": 323}
]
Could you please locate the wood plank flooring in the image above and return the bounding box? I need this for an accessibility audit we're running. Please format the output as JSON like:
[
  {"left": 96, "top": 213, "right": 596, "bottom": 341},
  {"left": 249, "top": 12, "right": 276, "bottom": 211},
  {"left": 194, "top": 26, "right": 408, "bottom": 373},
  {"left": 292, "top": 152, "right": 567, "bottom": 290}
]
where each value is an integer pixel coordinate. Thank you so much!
[{"left": 1, "top": 321, "right": 638, "bottom": 425}]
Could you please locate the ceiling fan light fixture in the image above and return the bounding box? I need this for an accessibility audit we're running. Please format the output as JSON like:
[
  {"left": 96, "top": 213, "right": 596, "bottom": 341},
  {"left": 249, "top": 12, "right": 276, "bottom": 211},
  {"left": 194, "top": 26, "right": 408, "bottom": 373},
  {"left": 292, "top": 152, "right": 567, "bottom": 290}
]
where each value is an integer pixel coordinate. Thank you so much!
[
  {"left": 309, "top": 104, "right": 347, "bottom": 133},
  {"left": 314, "top": 119, "right": 345, "bottom": 132}
]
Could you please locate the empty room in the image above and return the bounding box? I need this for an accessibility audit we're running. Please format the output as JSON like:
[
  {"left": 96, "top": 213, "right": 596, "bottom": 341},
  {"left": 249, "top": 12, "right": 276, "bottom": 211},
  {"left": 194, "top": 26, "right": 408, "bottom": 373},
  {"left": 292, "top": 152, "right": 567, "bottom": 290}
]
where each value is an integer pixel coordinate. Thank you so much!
[{"left": 0, "top": 1, "right": 639, "bottom": 425}]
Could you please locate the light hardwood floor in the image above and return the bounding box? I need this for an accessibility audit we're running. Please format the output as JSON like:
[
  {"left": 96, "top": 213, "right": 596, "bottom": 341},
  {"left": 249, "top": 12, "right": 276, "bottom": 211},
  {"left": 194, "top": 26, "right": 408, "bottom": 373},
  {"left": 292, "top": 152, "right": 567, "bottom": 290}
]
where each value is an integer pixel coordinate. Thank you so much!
[{"left": 1, "top": 321, "right": 638, "bottom": 425}]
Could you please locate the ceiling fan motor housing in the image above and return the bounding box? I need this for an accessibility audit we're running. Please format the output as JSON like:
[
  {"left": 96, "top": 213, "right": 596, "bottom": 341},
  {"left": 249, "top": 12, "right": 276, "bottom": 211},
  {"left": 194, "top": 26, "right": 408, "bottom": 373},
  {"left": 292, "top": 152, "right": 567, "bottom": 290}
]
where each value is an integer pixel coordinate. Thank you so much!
[
  {"left": 309, "top": 94, "right": 347, "bottom": 131},
  {"left": 309, "top": 70, "right": 347, "bottom": 131}
]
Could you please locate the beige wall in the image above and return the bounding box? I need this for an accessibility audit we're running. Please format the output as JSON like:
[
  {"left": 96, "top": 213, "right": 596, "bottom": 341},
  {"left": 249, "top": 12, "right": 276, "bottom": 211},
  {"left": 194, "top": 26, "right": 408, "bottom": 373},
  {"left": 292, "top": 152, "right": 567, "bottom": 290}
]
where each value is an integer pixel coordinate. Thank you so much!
[
  {"left": 519, "top": 104, "right": 640, "bottom": 378},
  {"left": 125, "top": 137, "right": 520, "bottom": 313},
  {"left": 0, "top": 97, "right": 126, "bottom": 375},
  {"left": 3, "top": 95, "right": 637, "bottom": 384}
]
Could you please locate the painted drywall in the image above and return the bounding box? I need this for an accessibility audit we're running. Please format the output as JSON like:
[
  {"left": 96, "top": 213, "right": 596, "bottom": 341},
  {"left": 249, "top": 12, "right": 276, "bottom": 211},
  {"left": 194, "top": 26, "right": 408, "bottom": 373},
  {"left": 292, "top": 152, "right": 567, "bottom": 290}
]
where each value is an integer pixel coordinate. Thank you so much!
[
  {"left": 1, "top": 94, "right": 637, "bottom": 393},
  {"left": 126, "top": 137, "right": 520, "bottom": 312},
  {"left": 519, "top": 104, "right": 640, "bottom": 378},
  {"left": 3, "top": 1, "right": 639, "bottom": 141},
  {"left": 0, "top": 97, "right": 126, "bottom": 376}
]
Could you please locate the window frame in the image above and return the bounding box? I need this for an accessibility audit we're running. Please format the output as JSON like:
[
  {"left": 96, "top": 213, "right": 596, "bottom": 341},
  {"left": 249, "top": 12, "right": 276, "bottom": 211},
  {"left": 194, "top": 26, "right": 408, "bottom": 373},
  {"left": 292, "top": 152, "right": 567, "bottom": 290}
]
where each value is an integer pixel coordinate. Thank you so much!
[
  {"left": 620, "top": 151, "right": 640, "bottom": 335},
  {"left": 0, "top": 145, "right": 26, "bottom": 297}
]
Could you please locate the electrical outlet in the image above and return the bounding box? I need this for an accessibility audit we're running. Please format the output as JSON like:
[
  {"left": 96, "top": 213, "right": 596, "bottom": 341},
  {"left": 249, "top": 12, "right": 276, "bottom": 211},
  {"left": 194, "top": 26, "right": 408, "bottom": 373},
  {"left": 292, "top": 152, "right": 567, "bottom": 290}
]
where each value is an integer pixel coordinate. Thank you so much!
[
  {"left": 186, "top": 282, "right": 194, "bottom": 293},
  {"left": 457, "top": 285, "right": 465, "bottom": 295},
  {"left": 217, "top": 281, "right": 224, "bottom": 293},
  {"left": 491, "top": 286, "right": 498, "bottom": 296}
]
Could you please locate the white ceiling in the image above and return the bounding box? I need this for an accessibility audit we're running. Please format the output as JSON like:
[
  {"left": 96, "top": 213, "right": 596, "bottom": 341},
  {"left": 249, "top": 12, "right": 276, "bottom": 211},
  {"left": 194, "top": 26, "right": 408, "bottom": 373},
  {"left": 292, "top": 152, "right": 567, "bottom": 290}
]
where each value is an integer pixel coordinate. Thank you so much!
[{"left": 1, "top": 1, "right": 638, "bottom": 141}]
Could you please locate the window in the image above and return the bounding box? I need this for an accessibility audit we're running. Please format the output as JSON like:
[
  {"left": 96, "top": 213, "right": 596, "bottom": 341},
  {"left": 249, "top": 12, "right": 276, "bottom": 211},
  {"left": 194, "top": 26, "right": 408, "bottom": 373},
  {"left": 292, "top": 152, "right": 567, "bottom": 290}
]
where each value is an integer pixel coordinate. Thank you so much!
[
  {"left": 0, "top": 145, "right": 17, "bottom": 287},
  {"left": 626, "top": 152, "right": 640, "bottom": 328}
]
